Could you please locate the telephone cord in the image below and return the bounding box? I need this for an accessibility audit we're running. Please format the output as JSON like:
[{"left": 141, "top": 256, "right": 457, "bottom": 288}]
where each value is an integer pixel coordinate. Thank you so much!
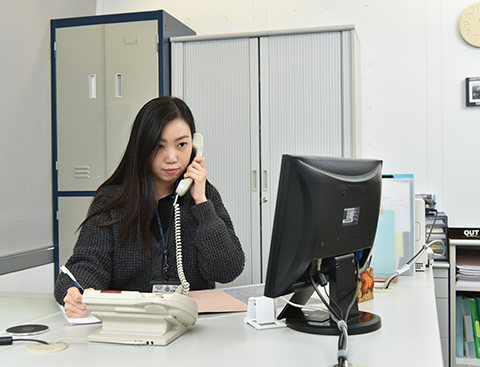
[{"left": 173, "top": 196, "right": 190, "bottom": 295}]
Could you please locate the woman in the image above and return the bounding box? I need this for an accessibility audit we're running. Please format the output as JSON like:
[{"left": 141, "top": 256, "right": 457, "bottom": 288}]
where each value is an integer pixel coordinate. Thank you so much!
[{"left": 54, "top": 96, "right": 245, "bottom": 317}]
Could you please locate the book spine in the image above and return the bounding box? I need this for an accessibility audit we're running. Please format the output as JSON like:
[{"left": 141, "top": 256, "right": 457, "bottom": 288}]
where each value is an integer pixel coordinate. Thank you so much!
[
  {"left": 472, "top": 298, "right": 480, "bottom": 358},
  {"left": 464, "top": 297, "right": 476, "bottom": 358},
  {"left": 457, "top": 295, "right": 465, "bottom": 358}
]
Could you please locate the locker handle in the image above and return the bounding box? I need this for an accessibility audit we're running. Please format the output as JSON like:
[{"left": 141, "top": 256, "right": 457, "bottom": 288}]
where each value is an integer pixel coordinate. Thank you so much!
[
  {"left": 115, "top": 73, "right": 123, "bottom": 98},
  {"left": 89, "top": 74, "right": 96, "bottom": 99}
]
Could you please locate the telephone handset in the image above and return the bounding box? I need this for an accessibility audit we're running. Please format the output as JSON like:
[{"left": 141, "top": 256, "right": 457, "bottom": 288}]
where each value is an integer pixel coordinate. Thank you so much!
[
  {"left": 173, "top": 133, "right": 203, "bottom": 295},
  {"left": 175, "top": 133, "right": 204, "bottom": 197}
]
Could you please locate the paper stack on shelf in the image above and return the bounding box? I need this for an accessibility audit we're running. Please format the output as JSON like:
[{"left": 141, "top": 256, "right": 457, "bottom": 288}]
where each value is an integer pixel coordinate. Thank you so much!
[{"left": 457, "top": 248, "right": 480, "bottom": 286}]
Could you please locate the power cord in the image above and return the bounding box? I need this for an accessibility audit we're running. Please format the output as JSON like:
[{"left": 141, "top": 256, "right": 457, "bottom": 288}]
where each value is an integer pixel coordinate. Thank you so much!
[
  {"left": 308, "top": 261, "right": 362, "bottom": 367},
  {"left": 0, "top": 336, "right": 49, "bottom": 345},
  {"left": 425, "top": 208, "right": 438, "bottom": 243},
  {"left": 382, "top": 208, "right": 446, "bottom": 289},
  {"left": 383, "top": 239, "right": 446, "bottom": 290},
  {"left": 424, "top": 209, "right": 446, "bottom": 259}
]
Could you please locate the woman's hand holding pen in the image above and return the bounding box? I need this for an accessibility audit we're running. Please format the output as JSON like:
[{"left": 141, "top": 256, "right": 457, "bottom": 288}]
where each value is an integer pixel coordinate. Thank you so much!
[{"left": 63, "top": 286, "right": 93, "bottom": 318}]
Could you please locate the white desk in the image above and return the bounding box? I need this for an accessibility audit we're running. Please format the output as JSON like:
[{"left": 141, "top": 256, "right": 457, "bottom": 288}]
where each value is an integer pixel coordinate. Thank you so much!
[{"left": 0, "top": 269, "right": 443, "bottom": 367}]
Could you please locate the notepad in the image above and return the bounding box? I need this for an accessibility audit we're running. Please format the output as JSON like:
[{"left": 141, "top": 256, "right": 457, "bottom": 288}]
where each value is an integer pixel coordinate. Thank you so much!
[{"left": 59, "top": 305, "right": 101, "bottom": 325}]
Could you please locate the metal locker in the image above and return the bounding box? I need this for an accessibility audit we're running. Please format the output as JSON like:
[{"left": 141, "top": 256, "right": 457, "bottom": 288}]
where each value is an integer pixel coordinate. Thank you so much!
[{"left": 51, "top": 11, "right": 195, "bottom": 275}]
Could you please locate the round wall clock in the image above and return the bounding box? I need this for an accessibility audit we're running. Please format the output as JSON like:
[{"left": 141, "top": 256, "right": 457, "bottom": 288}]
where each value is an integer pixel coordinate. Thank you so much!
[{"left": 460, "top": 2, "right": 480, "bottom": 47}]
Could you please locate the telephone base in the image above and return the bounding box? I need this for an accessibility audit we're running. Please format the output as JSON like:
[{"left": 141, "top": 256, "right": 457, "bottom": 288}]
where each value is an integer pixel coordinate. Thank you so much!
[
  {"left": 87, "top": 320, "right": 188, "bottom": 346},
  {"left": 82, "top": 290, "right": 198, "bottom": 346}
]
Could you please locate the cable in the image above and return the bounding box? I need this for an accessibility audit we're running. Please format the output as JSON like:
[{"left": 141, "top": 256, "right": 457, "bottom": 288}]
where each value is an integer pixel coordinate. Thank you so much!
[
  {"left": 309, "top": 264, "right": 361, "bottom": 367},
  {"left": 287, "top": 262, "right": 363, "bottom": 366},
  {"left": 0, "top": 336, "right": 49, "bottom": 345},
  {"left": 336, "top": 262, "right": 361, "bottom": 367},
  {"left": 424, "top": 209, "right": 447, "bottom": 259},
  {"left": 281, "top": 289, "right": 351, "bottom": 367},
  {"left": 425, "top": 208, "right": 438, "bottom": 243},
  {"left": 430, "top": 239, "right": 447, "bottom": 258},
  {"left": 383, "top": 208, "right": 440, "bottom": 289},
  {"left": 383, "top": 238, "right": 446, "bottom": 289},
  {"left": 173, "top": 194, "right": 190, "bottom": 295},
  {"left": 309, "top": 273, "right": 341, "bottom": 322},
  {"left": 345, "top": 262, "right": 361, "bottom": 323},
  {"left": 279, "top": 296, "right": 334, "bottom": 316}
]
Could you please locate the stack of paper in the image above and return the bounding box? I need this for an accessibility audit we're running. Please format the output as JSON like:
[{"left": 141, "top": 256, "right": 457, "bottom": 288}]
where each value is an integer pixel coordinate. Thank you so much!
[{"left": 457, "top": 249, "right": 480, "bottom": 286}]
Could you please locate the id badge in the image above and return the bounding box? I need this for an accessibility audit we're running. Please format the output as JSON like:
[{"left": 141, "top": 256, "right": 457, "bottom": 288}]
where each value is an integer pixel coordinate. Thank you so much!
[{"left": 150, "top": 278, "right": 180, "bottom": 293}]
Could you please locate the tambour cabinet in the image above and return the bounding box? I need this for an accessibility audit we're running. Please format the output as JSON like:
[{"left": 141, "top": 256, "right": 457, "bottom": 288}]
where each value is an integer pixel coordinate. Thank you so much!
[{"left": 171, "top": 26, "right": 361, "bottom": 286}]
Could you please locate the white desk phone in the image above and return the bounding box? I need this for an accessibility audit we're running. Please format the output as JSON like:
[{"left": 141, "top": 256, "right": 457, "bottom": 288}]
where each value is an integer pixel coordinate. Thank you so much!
[{"left": 82, "top": 133, "right": 204, "bottom": 346}]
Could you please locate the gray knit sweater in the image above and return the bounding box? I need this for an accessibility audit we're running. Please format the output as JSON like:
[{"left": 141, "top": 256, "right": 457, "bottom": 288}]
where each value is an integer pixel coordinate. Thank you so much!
[{"left": 54, "top": 184, "right": 245, "bottom": 305}]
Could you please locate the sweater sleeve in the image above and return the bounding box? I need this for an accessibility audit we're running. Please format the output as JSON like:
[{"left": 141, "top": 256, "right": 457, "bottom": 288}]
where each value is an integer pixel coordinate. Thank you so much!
[{"left": 188, "top": 186, "right": 245, "bottom": 284}]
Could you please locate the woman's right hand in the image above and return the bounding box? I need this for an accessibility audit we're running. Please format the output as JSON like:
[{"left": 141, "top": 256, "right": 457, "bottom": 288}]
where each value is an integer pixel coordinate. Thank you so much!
[{"left": 63, "top": 286, "right": 91, "bottom": 318}]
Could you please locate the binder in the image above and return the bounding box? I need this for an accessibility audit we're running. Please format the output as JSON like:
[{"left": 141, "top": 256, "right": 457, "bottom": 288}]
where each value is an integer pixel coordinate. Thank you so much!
[
  {"left": 457, "top": 295, "right": 465, "bottom": 358},
  {"left": 475, "top": 299, "right": 480, "bottom": 358},
  {"left": 464, "top": 297, "right": 476, "bottom": 358}
]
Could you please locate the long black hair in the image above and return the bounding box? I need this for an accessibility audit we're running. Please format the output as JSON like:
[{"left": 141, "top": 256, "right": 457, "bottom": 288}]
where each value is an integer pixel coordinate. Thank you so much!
[{"left": 83, "top": 96, "right": 196, "bottom": 253}]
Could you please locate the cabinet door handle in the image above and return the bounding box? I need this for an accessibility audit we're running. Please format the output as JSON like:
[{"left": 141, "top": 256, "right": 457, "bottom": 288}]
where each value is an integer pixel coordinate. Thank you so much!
[
  {"left": 89, "top": 74, "right": 96, "bottom": 99},
  {"left": 115, "top": 73, "right": 123, "bottom": 98},
  {"left": 252, "top": 170, "right": 258, "bottom": 192},
  {"left": 263, "top": 169, "right": 268, "bottom": 192}
]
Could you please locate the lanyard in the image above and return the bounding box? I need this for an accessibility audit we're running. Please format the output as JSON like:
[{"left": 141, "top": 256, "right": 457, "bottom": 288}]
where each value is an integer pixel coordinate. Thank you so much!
[{"left": 155, "top": 199, "right": 175, "bottom": 279}]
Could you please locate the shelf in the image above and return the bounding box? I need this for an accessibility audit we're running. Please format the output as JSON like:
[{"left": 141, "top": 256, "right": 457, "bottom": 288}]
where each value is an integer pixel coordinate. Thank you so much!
[
  {"left": 457, "top": 357, "right": 480, "bottom": 366},
  {"left": 456, "top": 284, "right": 480, "bottom": 292},
  {"left": 451, "top": 237, "right": 480, "bottom": 367},
  {"left": 452, "top": 239, "right": 480, "bottom": 247}
]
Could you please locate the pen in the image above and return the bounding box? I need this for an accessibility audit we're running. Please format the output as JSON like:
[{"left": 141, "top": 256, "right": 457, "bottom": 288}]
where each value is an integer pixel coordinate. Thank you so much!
[{"left": 60, "top": 265, "right": 85, "bottom": 294}]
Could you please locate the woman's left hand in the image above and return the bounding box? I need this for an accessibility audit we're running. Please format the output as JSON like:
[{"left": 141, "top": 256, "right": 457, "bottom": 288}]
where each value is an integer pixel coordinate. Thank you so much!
[{"left": 185, "top": 156, "right": 207, "bottom": 204}]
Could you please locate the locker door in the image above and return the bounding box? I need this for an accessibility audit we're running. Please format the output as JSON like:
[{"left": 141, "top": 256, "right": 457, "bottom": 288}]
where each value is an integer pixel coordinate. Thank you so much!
[
  {"left": 104, "top": 20, "right": 159, "bottom": 177},
  {"left": 56, "top": 21, "right": 160, "bottom": 191},
  {"left": 58, "top": 196, "right": 93, "bottom": 266},
  {"left": 56, "top": 25, "right": 107, "bottom": 192}
]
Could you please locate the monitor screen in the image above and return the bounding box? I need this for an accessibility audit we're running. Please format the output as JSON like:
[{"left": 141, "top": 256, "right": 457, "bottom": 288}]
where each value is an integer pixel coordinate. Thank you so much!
[{"left": 264, "top": 155, "right": 383, "bottom": 335}]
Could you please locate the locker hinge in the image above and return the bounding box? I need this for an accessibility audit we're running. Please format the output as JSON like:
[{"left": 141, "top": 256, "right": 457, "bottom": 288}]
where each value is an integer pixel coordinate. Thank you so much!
[{"left": 54, "top": 42, "right": 57, "bottom": 59}]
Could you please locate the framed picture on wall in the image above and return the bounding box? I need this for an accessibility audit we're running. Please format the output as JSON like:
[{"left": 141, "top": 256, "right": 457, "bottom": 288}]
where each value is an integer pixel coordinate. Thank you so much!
[{"left": 466, "top": 77, "right": 480, "bottom": 106}]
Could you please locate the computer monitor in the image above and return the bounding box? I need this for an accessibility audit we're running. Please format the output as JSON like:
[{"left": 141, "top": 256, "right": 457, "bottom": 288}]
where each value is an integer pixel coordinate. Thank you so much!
[{"left": 264, "top": 155, "right": 383, "bottom": 335}]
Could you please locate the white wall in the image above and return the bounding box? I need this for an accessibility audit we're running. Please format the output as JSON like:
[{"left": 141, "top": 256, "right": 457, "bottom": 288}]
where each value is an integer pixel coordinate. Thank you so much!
[
  {"left": 97, "top": 0, "right": 480, "bottom": 227},
  {"left": 0, "top": 0, "right": 96, "bottom": 290},
  {"left": 0, "top": 264, "right": 54, "bottom": 293}
]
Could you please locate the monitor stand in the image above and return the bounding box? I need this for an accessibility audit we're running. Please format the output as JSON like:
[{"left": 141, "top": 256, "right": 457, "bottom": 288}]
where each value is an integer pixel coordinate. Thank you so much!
[{"left": 278, "top": 254, "right": 381, "bottom": 336}]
